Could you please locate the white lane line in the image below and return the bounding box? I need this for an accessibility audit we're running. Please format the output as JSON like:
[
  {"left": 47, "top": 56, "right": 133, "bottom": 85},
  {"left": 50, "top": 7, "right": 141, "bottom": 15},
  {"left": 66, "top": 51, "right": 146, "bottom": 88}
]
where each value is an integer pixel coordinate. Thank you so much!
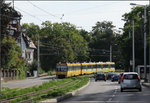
[
  {"left": 112, "top": 94, "right": 115, "bottom": 97},
  {"left": 108, "top": 98, "right": 112, "bottom": 101}
]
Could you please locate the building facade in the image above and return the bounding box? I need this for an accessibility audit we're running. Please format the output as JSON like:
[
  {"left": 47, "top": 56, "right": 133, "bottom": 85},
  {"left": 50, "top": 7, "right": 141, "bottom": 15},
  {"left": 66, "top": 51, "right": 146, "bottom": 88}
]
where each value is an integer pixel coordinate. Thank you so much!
[{"left": 8, "top": 9, "right": 36, "bottom": 65}]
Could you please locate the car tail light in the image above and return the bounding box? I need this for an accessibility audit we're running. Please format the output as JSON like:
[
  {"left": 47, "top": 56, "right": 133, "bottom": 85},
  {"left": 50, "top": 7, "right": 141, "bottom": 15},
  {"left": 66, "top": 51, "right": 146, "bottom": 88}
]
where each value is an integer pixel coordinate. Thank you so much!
[
  {"left": 137, "top": 75, "right": 140, "bottom": 81},
  {"left": 119, "top": 76, "right": 121, "bottom": 79},
  {"left": 121, "top": 75, "right": 124, "bottom": 82}
]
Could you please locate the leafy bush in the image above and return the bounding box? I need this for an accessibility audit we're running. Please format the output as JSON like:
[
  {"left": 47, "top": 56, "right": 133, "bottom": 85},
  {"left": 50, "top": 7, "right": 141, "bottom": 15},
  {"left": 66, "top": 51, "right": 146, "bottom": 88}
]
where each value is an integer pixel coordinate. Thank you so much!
[{"left": 48, "top": 70, "right": 56, "bottom": 75}]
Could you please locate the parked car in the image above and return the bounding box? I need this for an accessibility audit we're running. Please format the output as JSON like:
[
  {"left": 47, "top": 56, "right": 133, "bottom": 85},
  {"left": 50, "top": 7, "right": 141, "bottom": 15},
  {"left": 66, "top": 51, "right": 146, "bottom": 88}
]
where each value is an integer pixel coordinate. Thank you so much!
[
  {"left": 95, "top": 73, "right": 106, "bottom": 81},
  {"left": 118, "top": 73, "right": 124, "bottom": 84},
  {"left": 120, "top": 72, "right": 142, "bottom": 92},
  {"left": 93, "top": 72, "right": 98, "bottom": 78},
  {"left": 107, "top": 72, "right": 115, "bottom": 80},
  {"left": 111, "top": 73, "right": 120, "bottom": 82}
]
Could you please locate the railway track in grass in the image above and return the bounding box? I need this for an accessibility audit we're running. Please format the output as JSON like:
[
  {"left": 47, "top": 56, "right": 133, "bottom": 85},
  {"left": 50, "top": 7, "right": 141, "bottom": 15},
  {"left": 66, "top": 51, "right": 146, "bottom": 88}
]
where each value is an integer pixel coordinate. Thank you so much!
[{"left": 1, "top": 78, "right": 77, "bottom": 103}]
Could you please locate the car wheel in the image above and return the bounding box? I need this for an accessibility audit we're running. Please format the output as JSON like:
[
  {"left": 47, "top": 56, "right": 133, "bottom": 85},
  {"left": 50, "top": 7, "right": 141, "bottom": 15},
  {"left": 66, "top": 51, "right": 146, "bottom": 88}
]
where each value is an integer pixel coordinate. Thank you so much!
[
  {"left": 139, "top": 88, "right": 142, "bottom": 92},
  {"left": 121, "top": 88, "right": 123, "bottom": 92},
  {"left": 95, "top": 80, "right": 97, "bottom": 82}
]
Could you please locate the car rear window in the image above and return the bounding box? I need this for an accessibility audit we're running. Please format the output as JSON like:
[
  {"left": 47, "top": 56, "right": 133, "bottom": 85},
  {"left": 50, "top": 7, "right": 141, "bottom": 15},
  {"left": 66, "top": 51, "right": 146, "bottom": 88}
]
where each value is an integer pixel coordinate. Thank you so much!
[
  {"left": 124, "top": 74, "right": 138, "bottom": 79},
  {"left": 97, "top": 74, "right": 104, "bottom": 77}
]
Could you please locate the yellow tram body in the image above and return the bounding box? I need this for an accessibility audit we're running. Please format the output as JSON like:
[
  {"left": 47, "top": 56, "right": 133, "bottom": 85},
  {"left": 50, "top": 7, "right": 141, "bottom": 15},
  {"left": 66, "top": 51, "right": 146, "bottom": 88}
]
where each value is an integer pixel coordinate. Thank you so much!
[
  {"left": 107, "top": 62, "right": 115, "bottom": 72},
  {"left": 56, "top": 62, "right": 115, "bottom": 78},
  {"left": 96, "top": 62, "right": 104, "bottom": 73},
  {"left": 81, "top": 63, "right": 88, "bottom": 75}
]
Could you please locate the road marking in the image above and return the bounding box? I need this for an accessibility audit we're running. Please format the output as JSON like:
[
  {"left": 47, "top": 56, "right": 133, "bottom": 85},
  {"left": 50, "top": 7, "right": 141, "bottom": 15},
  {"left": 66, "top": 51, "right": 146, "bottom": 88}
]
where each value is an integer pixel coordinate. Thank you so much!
[
  {"left": 112, "top": 94, "right": 115, "bottom": 97},
  {"left": 108, "top": 98, "right": 112, "bottom": 101}
]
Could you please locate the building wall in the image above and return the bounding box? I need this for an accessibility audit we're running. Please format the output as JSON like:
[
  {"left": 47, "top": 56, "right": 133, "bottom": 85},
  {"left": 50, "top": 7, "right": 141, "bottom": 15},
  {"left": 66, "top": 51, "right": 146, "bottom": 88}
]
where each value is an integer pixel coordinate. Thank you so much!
[
  {"left": 21, "top": 33, "right": 26, "bottom": 58},
  {"left": 25, "top": 49, "right": 34, "bottom": 64},
  {"left": 17, "top": 33, "right": 34, "bottom": 64}
]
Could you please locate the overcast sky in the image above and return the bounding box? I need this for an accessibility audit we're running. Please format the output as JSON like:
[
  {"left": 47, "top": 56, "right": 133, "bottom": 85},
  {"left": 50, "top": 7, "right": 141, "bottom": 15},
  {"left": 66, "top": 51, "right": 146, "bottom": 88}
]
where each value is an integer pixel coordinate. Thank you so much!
[{"left": 6, "top": 1, "right": 149, "bottom": 32}]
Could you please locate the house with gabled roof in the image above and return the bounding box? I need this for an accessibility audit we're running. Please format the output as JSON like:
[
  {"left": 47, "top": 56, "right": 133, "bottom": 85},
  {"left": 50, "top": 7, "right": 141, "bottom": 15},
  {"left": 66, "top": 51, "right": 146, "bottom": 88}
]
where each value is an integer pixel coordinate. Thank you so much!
[{"left": 7, "top": 9, "right": 36, "bottom": 65}]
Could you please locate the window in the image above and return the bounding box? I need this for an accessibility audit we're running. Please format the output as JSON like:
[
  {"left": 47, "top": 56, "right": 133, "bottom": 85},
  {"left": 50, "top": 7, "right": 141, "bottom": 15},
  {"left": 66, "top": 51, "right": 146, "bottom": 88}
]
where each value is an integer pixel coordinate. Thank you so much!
[
  {"left": 56, "top": 65, "right": 67, "bottom": 72},
  {"left": 110, "top": 64, "right": 115, "bottom": 68},
  {"left": 57, "top": 68, "right": 61, "bottom": 71},
  {"left": 93, "top": 65, "right": 97, "bottom": 68},
  {"left": 88, "top": 65, "right": 91, "bottom": 69},
  {"left": 124, "top": 74, "right": 138, "bottom": 79},
  {"left": 82, "top": 65, "right": 86, "bottom": 69},
  {"left": 12, "top": 20, "right": 17, "bottom": 24},
  {"left": 103, "top": 65, "right": 108, "bottom": 68},
  {"left": 97, "top": 65, "right": 102, "bottom": 68},
  {"left": 8, "top": 30, "right": 14, "bottom": 36},
  {"left": 25, "top": 52, "right": 31, "bottom": 59}
]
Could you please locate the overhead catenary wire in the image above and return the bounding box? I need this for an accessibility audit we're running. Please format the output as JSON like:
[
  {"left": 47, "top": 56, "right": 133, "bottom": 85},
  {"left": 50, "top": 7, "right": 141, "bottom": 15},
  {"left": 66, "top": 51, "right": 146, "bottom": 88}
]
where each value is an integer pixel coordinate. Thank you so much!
[
  {"left": 27, "top": 0, "right": 60, "bottom": 19},
  {"left": 15, "top": 6, "right": 43, "bottom": 22}
]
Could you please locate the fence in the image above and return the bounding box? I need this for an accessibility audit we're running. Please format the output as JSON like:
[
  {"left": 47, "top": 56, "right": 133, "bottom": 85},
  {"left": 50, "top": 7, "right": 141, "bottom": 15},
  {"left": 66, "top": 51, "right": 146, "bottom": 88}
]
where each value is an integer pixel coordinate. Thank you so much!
[
  {"left": 137, "top": 65, "right": 150, "bottom": 82},
  {"left": 0, "top": 68, "right": 20, "bottom": 81}
]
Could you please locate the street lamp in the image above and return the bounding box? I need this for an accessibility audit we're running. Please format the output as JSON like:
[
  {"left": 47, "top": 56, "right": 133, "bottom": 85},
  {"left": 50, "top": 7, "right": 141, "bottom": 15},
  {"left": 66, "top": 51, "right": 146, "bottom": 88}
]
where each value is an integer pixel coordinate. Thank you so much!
[
  {"left": 37, "top": 34, "right": 40, "bottom": 77},
  {"left": 110, "top": 45, "right": 112, "bottom": 62},
  {"left": 130, "top": 3, "right": 147, "bottom": 82},
  {"left": 132, "top": 20, "right": 135, "bottom": 72},
  {"left": 121, "top": 19, "right": 134, "bottom": 72},
  {"left": 119, "top": 27, "right": 132, "bottom": 72},
  {"left": 109, "top": 43, "right": 117, "bottom": 62}
]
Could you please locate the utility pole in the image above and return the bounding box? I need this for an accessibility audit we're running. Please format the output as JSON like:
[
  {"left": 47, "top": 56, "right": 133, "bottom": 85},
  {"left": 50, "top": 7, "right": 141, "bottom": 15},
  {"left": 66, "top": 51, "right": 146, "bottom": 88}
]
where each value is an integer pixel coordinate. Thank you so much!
[
  {"left": 12, "top": 0, "right": 14, "bottom": 9},
  {"left": 144, "top": 5, "right": 147, "bottom": 82},
  {"left": 149, "top": 0, "right": 150, "bottom": 83},
  {"left": 129, "top": 31, "right": 131, "bottom": 39},
  {"left": 129, "top": 31, "right": 131, "bottom": 72},
  {"left": 37, "top": 36, "right": 40, "bottom": 77},
  {"left": 132, "top": 20, "right": 135, "bottom": 72},
  {"left": 110, "top": 45, "right": 112, "bottom": 62},
  {"left": 0, "top": 0, "right": 2, "bottom": 101}
]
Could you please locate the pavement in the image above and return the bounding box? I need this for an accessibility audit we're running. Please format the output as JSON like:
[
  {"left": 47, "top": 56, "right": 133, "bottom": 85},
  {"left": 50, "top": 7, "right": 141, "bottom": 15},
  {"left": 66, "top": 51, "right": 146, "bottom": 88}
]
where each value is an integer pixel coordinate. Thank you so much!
[
  {"left": 2, "top": 75, "right": 56, "bottom": 89},
  {"left": 141, "top": 79, "right": 150, "bottom": 88},
  {"left": 142, "top": 82, "right": 150, "bottom": 88}
]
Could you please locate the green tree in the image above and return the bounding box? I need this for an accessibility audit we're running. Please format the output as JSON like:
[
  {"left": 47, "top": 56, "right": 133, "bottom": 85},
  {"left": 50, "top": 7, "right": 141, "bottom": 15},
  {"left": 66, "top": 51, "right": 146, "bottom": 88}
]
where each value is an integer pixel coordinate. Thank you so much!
[
  {"left": 21, "top": 23, "right": 40, "bottom": 44},
  {"left": 90, "top": 21, "right": 116, "bottom": 62},
  {"left": 1, "top": 37, "right": 24, "bottom": 69},
  {"left": 1, "top": 2, "right": 27, "bottom": 78},
  {"left": 1, "top": 2, "right": 13, "bottom": 37},
  {"left": 119, "top": 6, "right": 149, "bottom": 71},
  {"left": 39, "top": 21, "right": 89, "bottom": 71},
  {"left": 21, "top": 21, "right": 89, "bottom": 72},
  {"left": 79, "top": 29, "right": 92, "bottom": 42}
]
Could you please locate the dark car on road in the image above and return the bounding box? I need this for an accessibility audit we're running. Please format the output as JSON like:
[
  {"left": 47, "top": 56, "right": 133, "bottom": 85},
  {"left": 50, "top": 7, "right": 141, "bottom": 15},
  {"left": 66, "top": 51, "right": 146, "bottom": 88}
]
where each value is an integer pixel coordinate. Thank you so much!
[
  {"left": 95, "top": 73, "right": 106, "bottom": 81},
  {"left": 111, "top": 73, "right": 120, "bottom": 82},
  {"left": 107, "top": 72, "right": 115, "bottom": 80},
  {"left": 118, "top": 73, "right": 124, "bottom": 84},
  {"left": 120, "top": 72, "right": 142, "bottom": 92}
]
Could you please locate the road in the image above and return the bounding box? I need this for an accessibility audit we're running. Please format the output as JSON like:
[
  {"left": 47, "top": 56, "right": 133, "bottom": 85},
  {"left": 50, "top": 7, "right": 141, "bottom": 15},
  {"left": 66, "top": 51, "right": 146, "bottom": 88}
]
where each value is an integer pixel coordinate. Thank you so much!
[
  {"left": 60, "top": 78, "right": 150, "bottom": 103},
  {"left": 2, "top": 76, "right": 56, "bottom": 89}
]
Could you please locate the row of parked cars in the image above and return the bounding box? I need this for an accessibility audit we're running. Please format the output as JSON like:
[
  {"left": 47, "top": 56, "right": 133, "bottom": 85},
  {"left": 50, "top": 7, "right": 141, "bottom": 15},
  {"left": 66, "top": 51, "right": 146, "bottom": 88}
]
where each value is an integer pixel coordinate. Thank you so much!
[
  {"left": 94, "top": 72, "right": 120, "bottom": 82},
  {"left": 94, "top": 72, "right": 142, "bottom": 92}
]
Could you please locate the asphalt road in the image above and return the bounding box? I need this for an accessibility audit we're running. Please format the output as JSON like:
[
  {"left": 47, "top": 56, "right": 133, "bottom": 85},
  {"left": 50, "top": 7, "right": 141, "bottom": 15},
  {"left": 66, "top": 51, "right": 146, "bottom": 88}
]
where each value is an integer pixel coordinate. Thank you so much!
[
  {"left": 2, "top": 76, "right": 56, "bottom": 89},
  {"left": 60, "top": 78, "right": 150, "bottom": 103}
]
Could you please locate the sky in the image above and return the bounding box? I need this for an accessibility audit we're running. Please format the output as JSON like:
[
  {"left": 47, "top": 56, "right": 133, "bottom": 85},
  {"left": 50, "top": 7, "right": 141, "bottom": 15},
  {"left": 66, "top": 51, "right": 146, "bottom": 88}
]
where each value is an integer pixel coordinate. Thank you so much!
[{"left": 6, "top": 1, "right": 150, "bottom": 32}]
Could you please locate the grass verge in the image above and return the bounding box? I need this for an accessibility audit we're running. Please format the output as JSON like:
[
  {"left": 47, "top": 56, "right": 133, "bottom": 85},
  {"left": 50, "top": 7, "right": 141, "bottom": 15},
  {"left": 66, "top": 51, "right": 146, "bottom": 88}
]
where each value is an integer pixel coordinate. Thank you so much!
[
  {"left": 2, "top": 76, "right": 89, "bottom": 103},
  {"left": 2, "top": 78, "right": 73, "bottom": 100}
]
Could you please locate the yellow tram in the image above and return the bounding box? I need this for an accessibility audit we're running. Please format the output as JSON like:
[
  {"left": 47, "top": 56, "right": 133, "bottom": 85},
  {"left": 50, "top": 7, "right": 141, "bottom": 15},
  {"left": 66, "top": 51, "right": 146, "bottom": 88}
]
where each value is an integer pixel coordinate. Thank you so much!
[{"left": 56, "top": 62, "right": 115, "bottom": 78}]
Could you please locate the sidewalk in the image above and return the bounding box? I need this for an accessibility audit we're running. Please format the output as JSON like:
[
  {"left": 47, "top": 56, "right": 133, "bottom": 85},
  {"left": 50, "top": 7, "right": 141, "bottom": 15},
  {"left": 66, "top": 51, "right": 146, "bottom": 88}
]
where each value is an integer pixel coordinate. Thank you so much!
[
  {"left": 142, "top": 82, "right": 150, "bottom": 88},
  {"left": 2, "top": 75, "right": 56, "bottom": 89}
]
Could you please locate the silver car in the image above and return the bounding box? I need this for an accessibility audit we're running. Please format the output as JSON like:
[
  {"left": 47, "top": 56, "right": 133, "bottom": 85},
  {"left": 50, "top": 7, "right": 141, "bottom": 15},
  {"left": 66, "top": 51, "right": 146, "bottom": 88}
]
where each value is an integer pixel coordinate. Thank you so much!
[{"left": 120, "top": 72, "right": 142, "bottom": 92}]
